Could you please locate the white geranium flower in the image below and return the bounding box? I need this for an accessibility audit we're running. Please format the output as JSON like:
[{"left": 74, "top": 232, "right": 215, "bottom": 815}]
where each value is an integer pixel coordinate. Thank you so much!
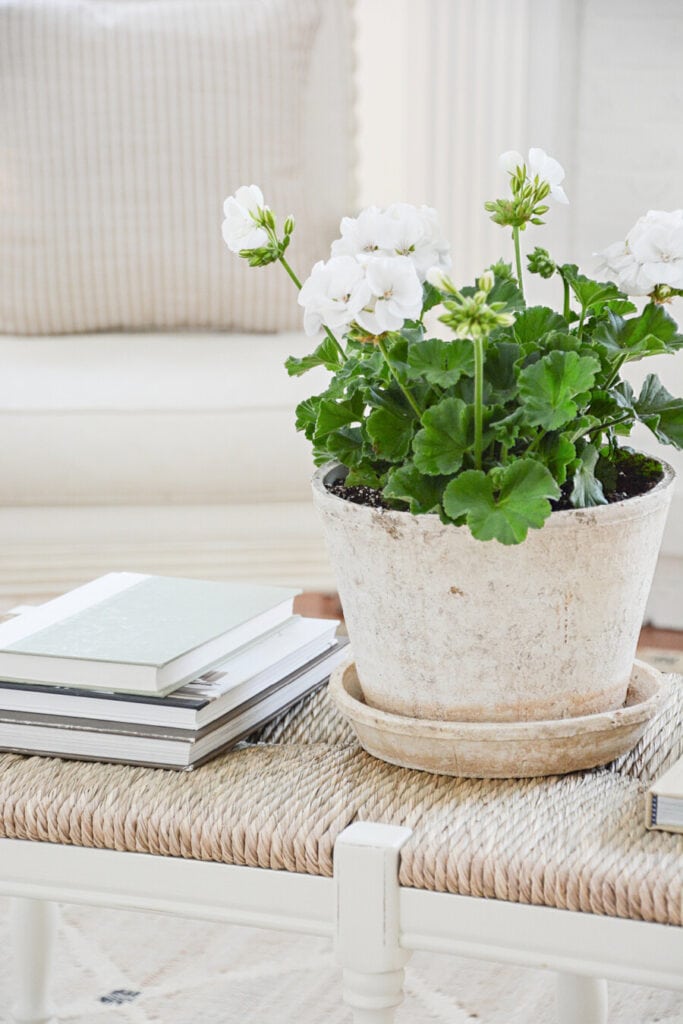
[
  {"left": 331, "top": 203, "right": 450, "bottom": 282},
  {"left": 499, "top": 147, "right": 568, "bottom": 204},
  {"left": 594, "top": 240, "right": 653, "bottom": 296},
  {"left": 596, "top": 210, "right": 683, "bottom": 295},
  {"left": 222, "top": 184, "right": 269, "bottom": 253},
  {"left": 297, "top": 256, "right": 371, "bottom": 337},
  {"left": 331, "top": 206, "right": 394, "bottom": 259},
  {"left": 629, "top": 209, "right": 683, "bottom": 288},
  {"left": 385, "top": 202, "right": 451, "bottom": 279},
  {"left": 499, "top": 150, "right": 525, "bottom": 175},
  {"left": 355, "top": 256, "right": 423, "bottom": 335}
]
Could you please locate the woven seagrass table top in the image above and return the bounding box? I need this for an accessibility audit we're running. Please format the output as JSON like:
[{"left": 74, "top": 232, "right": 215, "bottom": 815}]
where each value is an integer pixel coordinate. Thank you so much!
[{"left": 0, "top": 670, "right": 681, "bottom": 927}]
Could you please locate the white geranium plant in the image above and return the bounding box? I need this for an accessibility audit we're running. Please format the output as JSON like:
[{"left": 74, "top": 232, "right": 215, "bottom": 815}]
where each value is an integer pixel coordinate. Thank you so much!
[{"left": 223, "top": 152, "right": 683, "bottom": 545}]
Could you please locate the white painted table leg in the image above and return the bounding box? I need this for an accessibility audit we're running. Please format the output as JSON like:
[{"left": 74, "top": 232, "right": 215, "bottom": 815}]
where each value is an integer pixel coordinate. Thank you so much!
[
  {"left": 10, "top": 898, "right": 58, "bottom": 1024},
  {"left": 334, "top": 822, "right": 412, "bottom": 1024},
  {"left": 556, "top": 973, "right": 608, "bottom": 1024}
]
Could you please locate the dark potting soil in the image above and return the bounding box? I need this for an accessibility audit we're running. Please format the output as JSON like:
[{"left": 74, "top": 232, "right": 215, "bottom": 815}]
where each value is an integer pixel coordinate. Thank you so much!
[
  {"left": 549, "top": 451, "right": 663, "bottom": 511},
  {"left": 327, "top": 451, "right": 664, "bottom": 514},
  {"left": 329, "top": 482, "right": 390, "bottom": 509}
]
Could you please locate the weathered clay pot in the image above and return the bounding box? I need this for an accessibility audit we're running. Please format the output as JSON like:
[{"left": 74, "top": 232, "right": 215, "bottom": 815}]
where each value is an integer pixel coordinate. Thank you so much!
[{"left": 312, "top": 460, "right": 675, "bottom": 723}]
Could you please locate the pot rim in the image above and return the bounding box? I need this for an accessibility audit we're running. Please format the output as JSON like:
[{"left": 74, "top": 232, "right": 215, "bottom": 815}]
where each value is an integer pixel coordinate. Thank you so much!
[{"left": 312, "top": 453, "right": 676, "bottom": 531}]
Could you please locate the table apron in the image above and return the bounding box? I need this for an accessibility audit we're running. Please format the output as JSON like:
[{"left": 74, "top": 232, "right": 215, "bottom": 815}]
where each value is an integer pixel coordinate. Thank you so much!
[{"left": 0, "top": 838, "right": 680, "bottom": 991}]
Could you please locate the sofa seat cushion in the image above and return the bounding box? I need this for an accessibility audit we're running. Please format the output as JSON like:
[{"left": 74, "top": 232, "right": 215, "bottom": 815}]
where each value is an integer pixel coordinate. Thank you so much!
[{"left": 0, "top": 332, "right": 327, "bottom": 505}]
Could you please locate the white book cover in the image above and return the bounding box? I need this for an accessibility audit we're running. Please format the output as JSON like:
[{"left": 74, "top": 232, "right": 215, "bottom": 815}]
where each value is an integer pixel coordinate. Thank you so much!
[
  {"left": 0, "top": 616, "right": 339, "bottom": 730},
  {"left": 0, "top": 574, "right": 299, "bottom": 694}
]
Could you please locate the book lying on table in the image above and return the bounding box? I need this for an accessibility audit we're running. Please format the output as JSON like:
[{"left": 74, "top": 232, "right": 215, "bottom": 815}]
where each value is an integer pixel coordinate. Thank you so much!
[
  {"left": 0, "top": 637, "right": 349, "bottom": 770},
  {"left": 646, "top": 754, "right": 683, "bottom": 834},
  {"left": 0, "top": 615, "right": 338, "bottom": 729},
  {"left": 0, "top": 573, "right": 298, "bottom": 695}
]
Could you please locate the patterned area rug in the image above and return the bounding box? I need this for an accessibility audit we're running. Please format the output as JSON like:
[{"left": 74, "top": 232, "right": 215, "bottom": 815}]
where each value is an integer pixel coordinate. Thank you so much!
[{"left": 0, "top": 899, "right": 680, "bottom": 1023}]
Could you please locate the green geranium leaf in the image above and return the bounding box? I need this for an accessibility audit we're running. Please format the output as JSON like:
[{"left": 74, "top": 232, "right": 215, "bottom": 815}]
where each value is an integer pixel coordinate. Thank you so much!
[
  {"left": 488, "top": 275, "right": 526, "bottom": 312},
  {"left": 295, "top": 396, "right": 322, "bottom": 439},
  {"left": 442, "top": 460, "right": 560, "bottom": 544},
  {"left": 314, "top": 394, "right": 364, "bottom": 439},
  {"left": 560, "top": 266, "right": 625, "bottom": 312},
  {"left": 345, "top": 463, "right": 389, "bottom": 489},
  {"left": 601, "top": 298, "right": 638, "bottom": 317},
  {"left": 461, "top": 274, "right": 525, "bottom": 313},
  {"left": 519, "top": 351, "right": 600, "bottom": 430},
  {"left": 405, "top": 338, "right": 474, "bottom": 387},
  {"left": 413, "top": 397, "right": 473, "bottom": 475},
  {"left": 592, "top": 304, "right": 683, "bottom": 362},
  {"left": 326, "top": 425, "right": 365, "bottom": 467},
  {"left": 570, "top": 443, "right": 607, "bottom": 507},
  {"left": 285, "top": 335, "right": 344, "bottom": 377},
  {"left": 512, "top": 306, "right": 566, "bottom": 348},
  {"left": 400, "top": 325, "right": 425, "bottom": 345},
  {"left": 484, "top": 342, "right": 520, "bottom": 401},
  {"left": 540, "top": 330, "right": 585, "bottom": 355},
  {"left": 538, "top": 434, "right": 577, "bottom": 486},
  {"left": 334, "top": 349, "right": 385, "bottom": 387},
  {"left": 367, "top": 406, "right": 415, "bottom": 461},
  {"left": 383, "top": 463, "right": 447, "bottom": 514},
  {"left": 634, "top": 374, "right": 683, "bottom": 448},
  {"left": 421, "top": 281, "right": 443, "bottom": 315},
  {"left": 488, "top": 407, "right": 523, "bottom": 446}
]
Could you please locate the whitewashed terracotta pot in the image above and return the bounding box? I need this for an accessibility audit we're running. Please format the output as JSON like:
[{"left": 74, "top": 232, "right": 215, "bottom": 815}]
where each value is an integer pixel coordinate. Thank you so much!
[{"left": 312, "top": 460, "right": 675, "bottom": 723}]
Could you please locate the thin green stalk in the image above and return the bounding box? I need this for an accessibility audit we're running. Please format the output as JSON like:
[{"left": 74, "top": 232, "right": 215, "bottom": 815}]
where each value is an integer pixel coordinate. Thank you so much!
[
  {"left": 277, "top": 253, "right": 346, "bottom": 363},
  {"left": 586, "top": 413, "right": 632, "bottom": 437},
  {"left": 513, "top": 226, "right": 525, "bottom": 301},
  {"left": 577, "top": 306, "right": 587, "bottom": 337},
  {"left": 473, "top": 335, "right": 484, "bottom": 470},
  {"left": 562, "top": 276, "right": 570, "bottom": 320},
  {"left": 524, "top": 430, "right": 546, "bottom": 457},
  {"left": 278, "top": 253, "right": 303, "bottom": 290},
  {"left": 377, "top": 337, "right": 422, "bottom": 419},
  {"left": 603, "top": 354, "right": 628, "bottom": 390}
]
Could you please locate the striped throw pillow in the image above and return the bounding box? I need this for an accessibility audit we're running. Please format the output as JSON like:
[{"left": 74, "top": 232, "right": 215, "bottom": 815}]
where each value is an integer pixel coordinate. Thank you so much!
[{"left": 0, "top": 0, "right": 355, "bottom": 334}]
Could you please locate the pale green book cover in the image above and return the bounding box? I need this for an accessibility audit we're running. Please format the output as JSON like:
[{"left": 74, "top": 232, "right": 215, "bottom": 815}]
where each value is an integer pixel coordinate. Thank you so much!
[{"left": 5, "top": 577, "right": 297, "bottom": 666}]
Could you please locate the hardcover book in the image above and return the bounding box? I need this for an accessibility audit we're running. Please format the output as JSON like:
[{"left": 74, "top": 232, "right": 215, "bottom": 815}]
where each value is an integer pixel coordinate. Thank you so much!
[
  {"left": 0, "top": 639, "right": 349, "bottom": 769},
  {"left": 0, "top": 574, "right": 298, "bottom": 694},
  {"left": 646, "top": 754, "right": 683, "bottom": 834},
  {"left": 0, "top": 616, "right": 338, "bottom": 729}
]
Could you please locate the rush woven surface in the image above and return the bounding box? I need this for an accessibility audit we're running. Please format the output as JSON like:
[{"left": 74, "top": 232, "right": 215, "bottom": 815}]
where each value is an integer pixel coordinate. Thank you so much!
[{"left": 0, "top": 670, "right": 681, "bottom": 927}]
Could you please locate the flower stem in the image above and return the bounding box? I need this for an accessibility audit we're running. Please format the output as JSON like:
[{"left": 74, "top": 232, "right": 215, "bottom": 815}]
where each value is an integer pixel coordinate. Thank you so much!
[
  {"left": 377, "top": 337, "right": 422, "bottom": 419},
  {"left": 473, "top": 335, "right": 484, "bottom": 470},
  {"left": 513, "top": 226, "right": 525, "bottom": 301},
  {"left": 562, "top": 277, "right": 570, "bottom": 320},
  {"left": 277, "top": 254, "right": 346, "bottom": 363},
  {"left": 278, "top": 254, "right": 302, "bottom": 289}
]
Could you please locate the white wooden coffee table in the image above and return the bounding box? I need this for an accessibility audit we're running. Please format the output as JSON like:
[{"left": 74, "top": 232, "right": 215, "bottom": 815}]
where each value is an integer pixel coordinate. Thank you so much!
[{"left": 0, "top": 680, "right": 681, "bottom": 1024}]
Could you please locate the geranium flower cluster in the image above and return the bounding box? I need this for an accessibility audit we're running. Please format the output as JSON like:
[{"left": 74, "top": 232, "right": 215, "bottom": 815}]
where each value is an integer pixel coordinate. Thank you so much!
[
  {"left": 297, "top": 203, "right": 450, "bottom": 338},
  {"left": 597, "top": 209, "right": 683, "bottom": 297}
]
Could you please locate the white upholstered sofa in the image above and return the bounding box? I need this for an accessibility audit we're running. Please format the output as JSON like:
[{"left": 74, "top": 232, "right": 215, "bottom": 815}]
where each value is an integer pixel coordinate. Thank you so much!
[{"left": 0, "top": 0, "right": 354, "bottom": 602}]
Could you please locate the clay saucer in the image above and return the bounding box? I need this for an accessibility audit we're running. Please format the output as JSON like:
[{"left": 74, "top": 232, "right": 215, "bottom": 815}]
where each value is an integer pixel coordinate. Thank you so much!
[{"left": 328, "top": 659, "right": 668, "bottom": 778}]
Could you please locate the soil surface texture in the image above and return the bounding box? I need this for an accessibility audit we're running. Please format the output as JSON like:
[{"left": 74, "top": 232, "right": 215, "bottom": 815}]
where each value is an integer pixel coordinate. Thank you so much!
[{"left": 327, "top": 452, "right": 663, "bottom": 514}]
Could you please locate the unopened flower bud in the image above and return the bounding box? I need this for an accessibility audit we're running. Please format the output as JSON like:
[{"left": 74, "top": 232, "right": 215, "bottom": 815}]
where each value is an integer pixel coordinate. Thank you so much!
[
  {"left": 284, "top": 215, "right": 295, "bottom": 236},
  {"left": 426, "top": 266, "right": 450, "bottom": 290},
  {"left": 477, "top": 270, "right": 494, "bottom": 293}
]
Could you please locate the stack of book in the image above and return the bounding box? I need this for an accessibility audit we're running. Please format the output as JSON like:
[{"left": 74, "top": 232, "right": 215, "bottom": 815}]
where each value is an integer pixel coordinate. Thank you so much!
[{"left": 0, "top": 573, "right": 348, "bottom": 770}]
